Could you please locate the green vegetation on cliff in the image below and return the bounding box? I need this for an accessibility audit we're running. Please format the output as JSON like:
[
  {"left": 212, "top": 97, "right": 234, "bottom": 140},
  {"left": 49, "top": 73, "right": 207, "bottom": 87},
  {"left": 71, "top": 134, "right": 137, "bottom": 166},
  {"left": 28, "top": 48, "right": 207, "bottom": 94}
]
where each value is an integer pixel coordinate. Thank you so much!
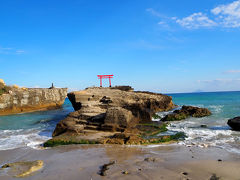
[{"left": 0, "top": 83, "right": 7, "bottom": 95}]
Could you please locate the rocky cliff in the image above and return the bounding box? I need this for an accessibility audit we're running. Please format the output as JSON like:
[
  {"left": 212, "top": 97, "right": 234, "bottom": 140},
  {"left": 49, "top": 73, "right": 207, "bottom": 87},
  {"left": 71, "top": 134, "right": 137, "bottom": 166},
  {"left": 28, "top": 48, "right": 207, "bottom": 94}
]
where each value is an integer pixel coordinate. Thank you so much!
[
  {"left": 47, "top": 87, "right": 176, "bottom": 145},
  {"left": 0, "top": 80, "right": 67, "bottom": 115}
]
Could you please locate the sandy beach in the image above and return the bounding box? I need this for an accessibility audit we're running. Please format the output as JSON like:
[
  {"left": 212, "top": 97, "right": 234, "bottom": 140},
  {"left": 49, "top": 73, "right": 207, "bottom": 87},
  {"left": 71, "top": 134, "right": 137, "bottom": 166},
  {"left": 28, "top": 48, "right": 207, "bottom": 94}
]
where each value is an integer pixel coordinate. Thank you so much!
[{"left": 1, "top": 144, "right": 240, "bottom": 180}]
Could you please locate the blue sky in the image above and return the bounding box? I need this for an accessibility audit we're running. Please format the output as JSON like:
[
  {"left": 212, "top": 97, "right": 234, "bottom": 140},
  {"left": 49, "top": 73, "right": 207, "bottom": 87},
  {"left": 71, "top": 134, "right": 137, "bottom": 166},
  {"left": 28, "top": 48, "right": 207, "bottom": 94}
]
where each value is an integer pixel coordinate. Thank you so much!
[{"left": 1, "top": 0, "right": 240, "bottom": 93}]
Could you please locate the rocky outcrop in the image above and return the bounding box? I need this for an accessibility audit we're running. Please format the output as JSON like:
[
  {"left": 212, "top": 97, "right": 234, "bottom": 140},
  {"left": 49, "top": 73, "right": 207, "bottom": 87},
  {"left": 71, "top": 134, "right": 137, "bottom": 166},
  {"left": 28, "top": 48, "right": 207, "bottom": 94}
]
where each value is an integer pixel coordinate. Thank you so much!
[
  {"left": 44, "top": 87, "right": 180, "bottom": 146},
  {"left": 161, "top": 105, "right": 211, "bottom": 121},
  {"left": 1, "top": 160, "right": 43, "bottom": 177},
  {"left": 111, "top": 86, "right": 134, "bottom": 91},
  {"left": 53, "top": 87, "right": 174, "bottom": 137},
  {"left": 227, "top": 117, "right": 240, "bottom": 131},
  {"left": 0, "top": 80, "right": 67, "bottom": 115}
]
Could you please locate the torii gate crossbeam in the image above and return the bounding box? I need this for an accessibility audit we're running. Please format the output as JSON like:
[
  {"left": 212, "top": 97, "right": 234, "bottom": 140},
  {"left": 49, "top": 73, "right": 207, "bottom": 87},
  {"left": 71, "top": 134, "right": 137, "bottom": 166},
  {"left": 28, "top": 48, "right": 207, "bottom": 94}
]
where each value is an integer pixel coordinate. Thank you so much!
[{"left": 97, "top": 75, "right": 113, "bottom": 87}]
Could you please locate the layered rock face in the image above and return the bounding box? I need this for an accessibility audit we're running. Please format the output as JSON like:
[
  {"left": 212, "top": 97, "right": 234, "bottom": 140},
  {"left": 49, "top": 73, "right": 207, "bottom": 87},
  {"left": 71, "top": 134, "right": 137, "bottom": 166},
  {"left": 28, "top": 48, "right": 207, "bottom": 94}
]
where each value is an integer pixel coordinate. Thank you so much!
[
  {"left": 0, "top": 86, "right": 67, "bottom": 115},
  {"left": 53, "top": 87, "right": 174, "bottom": 137}
]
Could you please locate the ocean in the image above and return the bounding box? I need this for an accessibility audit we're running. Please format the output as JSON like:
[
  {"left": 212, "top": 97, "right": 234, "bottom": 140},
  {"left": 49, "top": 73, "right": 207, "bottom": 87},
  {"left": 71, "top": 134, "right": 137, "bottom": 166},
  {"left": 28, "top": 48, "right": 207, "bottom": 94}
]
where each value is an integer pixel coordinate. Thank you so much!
[
  {"left": 157, "top": 91, "right": 240, "bottom": 154},
  {"left": 0, "top": 92, "right": 240, "bottom": 154},
  {"left": 0, "top": 98, "right": 73, "bottom": 150}
]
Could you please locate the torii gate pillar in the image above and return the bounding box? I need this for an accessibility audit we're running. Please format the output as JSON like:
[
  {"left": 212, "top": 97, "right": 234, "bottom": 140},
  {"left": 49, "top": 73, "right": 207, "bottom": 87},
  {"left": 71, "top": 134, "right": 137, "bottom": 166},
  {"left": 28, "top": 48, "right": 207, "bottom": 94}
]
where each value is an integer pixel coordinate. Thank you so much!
[{"left": 97, "top": 75, "right": 113, "bottom": 87}]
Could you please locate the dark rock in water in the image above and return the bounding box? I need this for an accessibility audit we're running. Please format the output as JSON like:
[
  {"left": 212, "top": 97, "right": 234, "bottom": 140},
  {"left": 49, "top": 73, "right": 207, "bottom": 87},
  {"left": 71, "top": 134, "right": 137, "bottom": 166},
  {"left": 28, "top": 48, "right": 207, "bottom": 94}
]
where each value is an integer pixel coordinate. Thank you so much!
[
  {"left": 201, "top": 124, "right": 208, "bottom": 128},
  {"left": 210, "top": 174, "right": 220, "bottom": 180},
  {"left": 122, "top": 171, "right": 129, "bottom": 175},
  {"left": 99, "top": 161, "right": 116, "bottom": 176},
  {"left": 161, "top": 105, "right": 211, "bottom": 121},
  {"left": 227, "top": 117, "right": 240, "bottom": 131},
  {"left": 161, "top": 112, "right": 188, "bottom": 121},
  {"left": 144, "top": 157, "right": 157, "bottom": 162}
]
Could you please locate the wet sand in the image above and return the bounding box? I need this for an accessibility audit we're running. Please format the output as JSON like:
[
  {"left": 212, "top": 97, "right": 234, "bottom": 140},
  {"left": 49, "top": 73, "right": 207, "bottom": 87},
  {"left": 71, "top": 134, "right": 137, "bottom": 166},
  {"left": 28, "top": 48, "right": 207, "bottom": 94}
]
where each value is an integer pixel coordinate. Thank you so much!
[{"left": 0, "top": 144, "right": 240, "bottom": 180}]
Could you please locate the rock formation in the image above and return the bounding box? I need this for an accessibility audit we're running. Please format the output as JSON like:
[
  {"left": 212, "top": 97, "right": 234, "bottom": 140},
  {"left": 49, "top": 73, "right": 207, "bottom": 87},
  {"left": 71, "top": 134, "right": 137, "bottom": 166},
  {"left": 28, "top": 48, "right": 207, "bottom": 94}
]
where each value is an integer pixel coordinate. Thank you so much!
[
  {"left": 53, "top": 87, "right": 174, "bottom": 136},
  {"left": 227, "top": 117, "right": 240, "bottom": 131},
  {"left": 46, "top": 87, "right": 178, "bottom": 146},
  {"left": 161, "top": 105, "right": 211, "bottom": 121},
  {"left": 0, "top": 79, "right": 67, "bottom": 115},
  {"left": 1, "top": 160, "right": 43, "bottom": 177}
]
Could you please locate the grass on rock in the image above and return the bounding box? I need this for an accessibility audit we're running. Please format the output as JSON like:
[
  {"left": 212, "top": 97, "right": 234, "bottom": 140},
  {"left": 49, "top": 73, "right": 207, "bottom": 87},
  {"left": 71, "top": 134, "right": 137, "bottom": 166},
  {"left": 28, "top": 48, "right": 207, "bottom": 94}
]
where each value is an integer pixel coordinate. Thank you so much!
[
  {"left": 138, "top": 122, "right": 168, "bottom": 137},
  {"left": 152, "top": 113, "right": 161, "bottom": 119},
  {"left": 43, "top": 139, "right": 99, "bottom": 147}
]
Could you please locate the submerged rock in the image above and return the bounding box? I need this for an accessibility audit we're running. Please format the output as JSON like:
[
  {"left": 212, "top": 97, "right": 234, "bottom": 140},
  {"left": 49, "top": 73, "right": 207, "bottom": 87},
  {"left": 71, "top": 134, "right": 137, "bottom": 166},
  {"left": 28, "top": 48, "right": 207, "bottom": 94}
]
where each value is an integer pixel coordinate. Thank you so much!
[
  {"left": 161, "top": 105, "right": 211, "bottom": 121},
  {"left": 1, "top": 160, "right": 43, "bottom": 177},
  {"left": 210, "top": 174, "right": 220, "bottom": 180},
  {"left": 227, "top": 117, "right": 240, "bottom": 131},
  {"left": 99, "top": 161, "right": 116, "bottom": 176},
  {"left": 122, "top": 171, "right": 129, "bottom": 175},
  {"left": 144, "top": 157, "right": 157, "bottom": 162}
]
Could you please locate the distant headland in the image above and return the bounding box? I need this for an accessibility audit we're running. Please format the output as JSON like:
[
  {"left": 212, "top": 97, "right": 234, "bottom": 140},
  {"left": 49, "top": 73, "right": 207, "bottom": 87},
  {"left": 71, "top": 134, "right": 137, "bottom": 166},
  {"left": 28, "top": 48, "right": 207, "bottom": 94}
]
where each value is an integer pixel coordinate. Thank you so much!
[{"left": 0, "top": 79, "right": 67, "bottom": 115}]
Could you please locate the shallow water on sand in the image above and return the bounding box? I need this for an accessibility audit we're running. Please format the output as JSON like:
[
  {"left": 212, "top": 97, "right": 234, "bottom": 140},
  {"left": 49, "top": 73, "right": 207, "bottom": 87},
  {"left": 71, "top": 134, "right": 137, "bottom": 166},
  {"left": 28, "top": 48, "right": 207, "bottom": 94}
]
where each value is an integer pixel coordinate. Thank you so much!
[{"left": 0, "top": 98, "right": 73, "bottom": 150}]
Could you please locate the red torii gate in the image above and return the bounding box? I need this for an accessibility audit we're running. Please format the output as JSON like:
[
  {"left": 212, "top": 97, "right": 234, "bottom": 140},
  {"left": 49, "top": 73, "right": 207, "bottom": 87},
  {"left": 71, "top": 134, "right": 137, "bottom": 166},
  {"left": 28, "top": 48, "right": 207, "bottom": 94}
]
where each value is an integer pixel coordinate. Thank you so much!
[{"left": 97, "top": 75, "right": 113, "bottom": 87}]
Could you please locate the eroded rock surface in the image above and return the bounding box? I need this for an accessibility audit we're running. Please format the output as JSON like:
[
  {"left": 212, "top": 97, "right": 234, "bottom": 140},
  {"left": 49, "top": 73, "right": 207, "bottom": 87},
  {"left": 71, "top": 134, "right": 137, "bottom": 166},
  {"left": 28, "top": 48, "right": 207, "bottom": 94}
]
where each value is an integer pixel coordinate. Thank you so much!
[
  {"left": 0, "top": 79, "right": 67, "bottom": 115},
  {"left": 53, "top": 87, "right": 174, "bottom": 136},
  {"left": 161, "top": 105, "right": 211, "bottom": 121},
  {"left": 48, "top": 87, "right": 176, "bottom": 145}
]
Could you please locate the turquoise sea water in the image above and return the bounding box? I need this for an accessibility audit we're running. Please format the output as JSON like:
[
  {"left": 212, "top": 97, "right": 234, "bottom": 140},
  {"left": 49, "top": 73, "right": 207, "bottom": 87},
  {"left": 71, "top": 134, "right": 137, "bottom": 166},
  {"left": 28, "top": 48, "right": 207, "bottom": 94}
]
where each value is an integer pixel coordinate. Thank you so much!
[
  {"left": 0, "top": 99, "right": 73, "bottom": 150},
  {"left": 0, "top": 92, "right": 240, "bottom": 153},
  {"left": 157, "top": 91, "right": 240, "bottom": 154}
]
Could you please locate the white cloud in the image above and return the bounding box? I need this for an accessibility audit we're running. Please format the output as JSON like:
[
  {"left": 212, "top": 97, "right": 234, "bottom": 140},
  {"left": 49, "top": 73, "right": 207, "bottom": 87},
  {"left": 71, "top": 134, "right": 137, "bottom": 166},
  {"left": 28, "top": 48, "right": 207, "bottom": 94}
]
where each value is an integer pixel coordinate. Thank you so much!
[
  {"left": 146, "top": 8, "right": 164, "bottom": 18},
  {"left": 197, "top": 78, "right": 240, "bottom": 91},
  {"left": 211, "top": 0, "right": 240, "bottom": 27},
  {"left": 16, "top": 50, "right": 25, "bottom": 54},
  {"left": 148, "top": 0, "right": 240, "bottom": 29},
  {"left": 158, "top": 21, "right": 165, "bottom": 25},
  {"left": 128, "top": 40, "right": 163, "bottom": 50},
  {"left": 0, "top": 46, "right": 25, "bottom": 54},
  {"left": 224, "top": 70, "right": 240, "bottom": 74},
  {"left": 0, "top": 47, "right": 12, "bottom": 54},
  {"left": 176, "top": 12, "right": 217, "bottom": 29},
  {"left": 198, "top": 78, "right": 240, "bottom": 83},
  {"left": 0, "top": 47, "right": 12, "bottom": 50}
]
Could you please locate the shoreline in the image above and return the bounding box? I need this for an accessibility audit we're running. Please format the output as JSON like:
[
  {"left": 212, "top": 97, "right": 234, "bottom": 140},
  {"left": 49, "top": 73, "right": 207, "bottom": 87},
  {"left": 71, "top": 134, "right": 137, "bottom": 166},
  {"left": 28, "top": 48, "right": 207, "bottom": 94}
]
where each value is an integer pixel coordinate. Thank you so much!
[{"left": 1, "top": 144, "right": 240, "bottom": 180}]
